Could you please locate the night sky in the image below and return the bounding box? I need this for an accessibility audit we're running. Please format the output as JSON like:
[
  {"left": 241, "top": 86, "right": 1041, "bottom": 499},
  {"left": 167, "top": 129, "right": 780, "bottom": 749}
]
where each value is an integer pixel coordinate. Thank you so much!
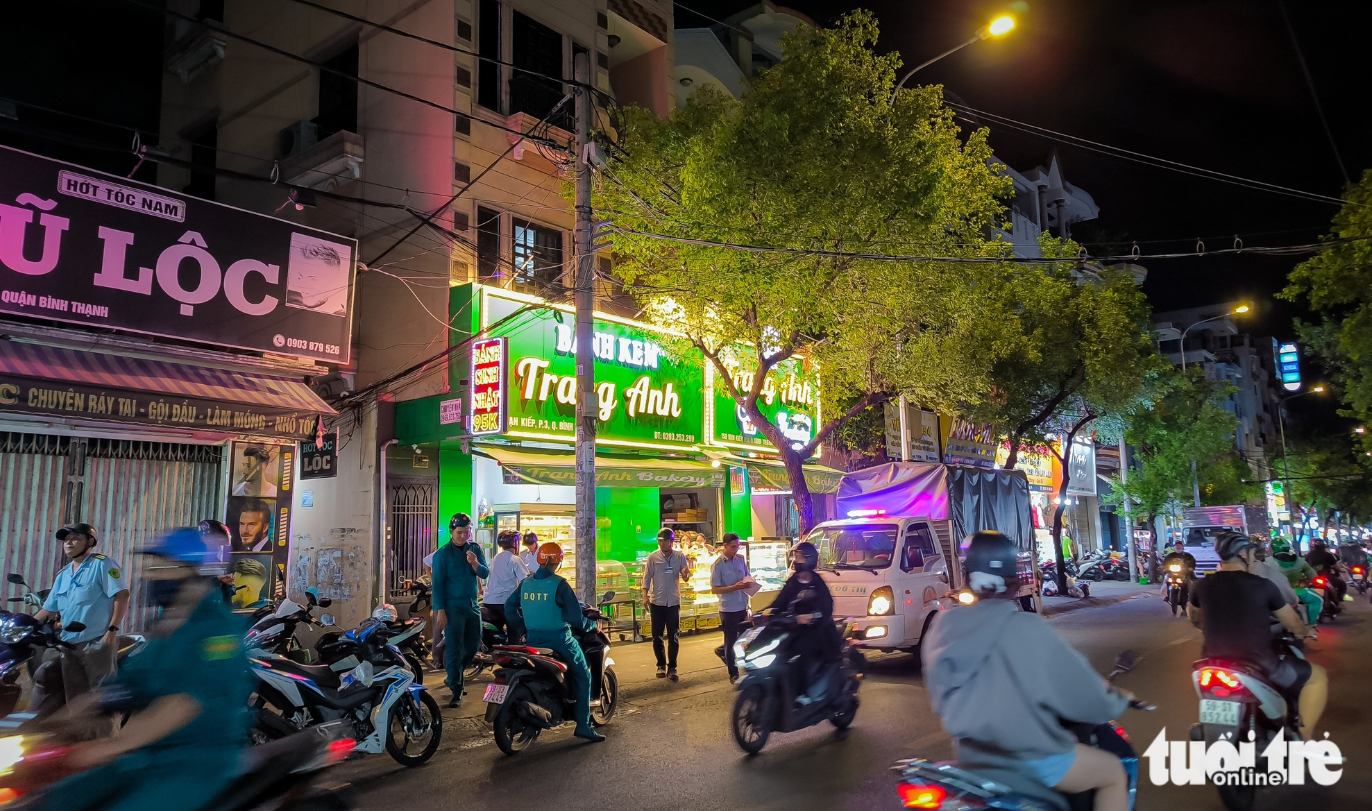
[{"left": 3, "top": 1, "right": 1367, "bottom": 430}]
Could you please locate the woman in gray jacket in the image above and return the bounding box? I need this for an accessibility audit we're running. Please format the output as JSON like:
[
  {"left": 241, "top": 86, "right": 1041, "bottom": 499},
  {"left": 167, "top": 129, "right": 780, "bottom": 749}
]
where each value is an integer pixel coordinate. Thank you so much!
[{"left": 923, "top": 532, "right": 1133, "bottom": 811}]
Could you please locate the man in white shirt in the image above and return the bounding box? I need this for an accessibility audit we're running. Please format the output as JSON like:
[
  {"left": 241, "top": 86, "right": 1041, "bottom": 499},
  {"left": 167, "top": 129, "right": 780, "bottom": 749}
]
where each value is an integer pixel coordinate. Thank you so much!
[
  {"left": 642, "top": 528, "right": 691, "bottom": 681},
  {"left": 483, "top": 531, "right": 530, "bottom": 637},
  {"left": 519, "top": 532, "right": 540, "bottom": 571}
]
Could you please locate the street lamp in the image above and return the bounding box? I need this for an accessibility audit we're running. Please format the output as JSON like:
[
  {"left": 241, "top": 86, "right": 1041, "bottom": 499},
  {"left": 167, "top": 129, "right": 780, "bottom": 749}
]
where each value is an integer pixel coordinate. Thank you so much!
[
  {"left": 1277, "top": 385, "right": 1326, "bottom": 542},
  {"left": 1179, "top": 305, "right": 1250, "bottom": 372},
  {"left": 892, "top": 13, "right": 1018, "bottom": 94}
]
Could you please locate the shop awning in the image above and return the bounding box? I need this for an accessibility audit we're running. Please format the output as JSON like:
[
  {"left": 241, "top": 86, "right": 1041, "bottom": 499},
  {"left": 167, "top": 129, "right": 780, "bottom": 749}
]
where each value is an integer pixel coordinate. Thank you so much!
[
  {"left": 745, "top": 459, "right": 844, "bottom": 495},
  {"left": 476, "top": 445, "right": 726, "bottom": 489},
  {"left": 0, "top": 340, "right": 335, "bottom": 441}
]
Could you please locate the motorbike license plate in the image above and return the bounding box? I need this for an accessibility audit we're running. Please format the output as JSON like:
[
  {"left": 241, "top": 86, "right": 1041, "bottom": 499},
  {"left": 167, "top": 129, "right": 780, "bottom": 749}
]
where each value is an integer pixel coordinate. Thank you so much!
[
  {"left": 483, "top": 684, "right": 509, "bottom": 704},
  {"left": 1354, "top": 573, "right": 1364, "bottom": 581},
  {"left": 1199, "top": 699, "right": 1241, "bottom": 726}
]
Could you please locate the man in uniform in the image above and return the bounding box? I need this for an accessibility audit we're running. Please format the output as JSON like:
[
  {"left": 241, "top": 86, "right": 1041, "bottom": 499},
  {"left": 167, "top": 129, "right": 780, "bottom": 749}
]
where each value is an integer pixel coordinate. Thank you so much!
[
  {"left": 35, "top": 527, "right": 253, "bottom": 811},
  {"left": 431, "top": 513, "right": 488, "bottom": 707},
  {"left": 504, "top": 542, "right": 605, "bottom": 743},
  {"left": 33, "top": 523, "right": 130, "bottom": 711}
]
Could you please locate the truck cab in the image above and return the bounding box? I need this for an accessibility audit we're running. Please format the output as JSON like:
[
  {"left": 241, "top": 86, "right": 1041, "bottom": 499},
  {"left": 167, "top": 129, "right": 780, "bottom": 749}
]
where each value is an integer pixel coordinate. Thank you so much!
[
  {"left": 805, "top": 515, "right": 958, "bottom": 652},
  {"left": 1180, "top": 524, "right": 1238, "bottom": 573}
]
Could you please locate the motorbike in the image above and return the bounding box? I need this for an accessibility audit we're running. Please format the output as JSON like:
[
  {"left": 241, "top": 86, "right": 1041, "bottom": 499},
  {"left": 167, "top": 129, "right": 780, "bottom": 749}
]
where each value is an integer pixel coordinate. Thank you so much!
[
  {"left": 243, "top": 589, "right": 336, "bottom": 663},
  {"left": 1078, "top": 553, "right": 1130, "bottom": 583},
  {"left": 1165, "top": 561, "right": 1190, "bottom": 617},
  {"left": 1308, "top": 574, "right": 1341, "bottom": 623},
  {"left": 249, "top": 618, "right": 442, "bottom": 767},
  {"left": 1190, "top": 633, "right": 1306, "bottom": 811},
  {"left": 1040, "top": 561, "right": 1086, "bottom": 599},
  {"left": 390, "top": 579, "right": 433, "bottom": 676},
  {"left": 2, "top": 574, "right": 145, "bottom": 720},
  {"left": 464, "top": 613, "right": 508, "bottom": 682},
  {"left": 894, "top": 650, "right": 1152, "bottom": 811},
  {"left": 483, "top": 592, "right": 619, "bottom": 756},
  {"left": 0, "top": 717, "right": 358, "bottom": 810},
  {"left": 1349, "top": 563, "right": 1370, "bottom": 595},
  {"left": 728, "top": 604, "right": 866, "bottom": 755}
]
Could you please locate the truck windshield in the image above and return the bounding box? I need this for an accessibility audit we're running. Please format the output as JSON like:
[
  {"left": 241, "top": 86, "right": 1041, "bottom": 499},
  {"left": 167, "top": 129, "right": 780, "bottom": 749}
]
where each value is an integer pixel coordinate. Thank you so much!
[
  {"left": 1183, "top": 526, "right": 1235, "bottom": 548},
  {"left": 806, "top": 524, "right": 899, "bottom": 570}
]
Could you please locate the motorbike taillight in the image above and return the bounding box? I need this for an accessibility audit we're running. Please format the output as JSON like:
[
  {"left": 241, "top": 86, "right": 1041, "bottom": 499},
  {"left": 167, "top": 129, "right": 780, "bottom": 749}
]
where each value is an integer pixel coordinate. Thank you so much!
[
  {"left": 897, "top": 783, "right": 951, "bottom": 809},
  {"left": 1314, "top": 577, "right": 1327, "bottom": 588},
  {"left": 323, "top": 738, "right": 356, "bottom": 764},
  {"left": 1198, "top": 667, "right": 1248, "bottom": 698}
]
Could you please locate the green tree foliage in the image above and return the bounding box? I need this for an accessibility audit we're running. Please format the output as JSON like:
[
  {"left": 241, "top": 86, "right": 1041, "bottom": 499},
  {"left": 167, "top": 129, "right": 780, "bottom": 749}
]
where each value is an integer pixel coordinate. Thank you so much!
[
  {"left": 595, "top": 13, "right": 1019, "bottom": 531},
  {"left": 1282, "top": 171, "right": 1372, "bottom": 425},
  {"left": 1104, "top": 370, "right": 1260, "bottom": 549},
  {"left": 1275, "top": 434, "right": 1372, "bottom": 533}
]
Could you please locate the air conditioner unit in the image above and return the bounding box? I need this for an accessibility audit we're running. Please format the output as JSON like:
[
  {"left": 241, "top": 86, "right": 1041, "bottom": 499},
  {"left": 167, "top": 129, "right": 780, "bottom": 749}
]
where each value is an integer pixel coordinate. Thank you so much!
[{"left": 279, "top": 120, "right": 319, "bottom": 159}]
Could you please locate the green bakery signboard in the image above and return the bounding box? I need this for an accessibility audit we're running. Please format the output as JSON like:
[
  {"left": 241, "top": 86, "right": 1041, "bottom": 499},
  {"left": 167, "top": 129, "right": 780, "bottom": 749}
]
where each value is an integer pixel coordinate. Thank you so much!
[
  {"left": 709, "top": 349, "right": 821, "bottom": 455},
  {"left": 484, "top": 290, "right": 706, "bottom": 450}
]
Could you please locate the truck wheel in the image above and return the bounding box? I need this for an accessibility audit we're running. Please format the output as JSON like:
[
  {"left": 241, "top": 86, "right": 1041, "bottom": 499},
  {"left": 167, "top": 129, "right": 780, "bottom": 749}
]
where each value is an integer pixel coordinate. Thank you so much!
[{"left": 911, "top": 612, "right": 938, "bottom": 671}]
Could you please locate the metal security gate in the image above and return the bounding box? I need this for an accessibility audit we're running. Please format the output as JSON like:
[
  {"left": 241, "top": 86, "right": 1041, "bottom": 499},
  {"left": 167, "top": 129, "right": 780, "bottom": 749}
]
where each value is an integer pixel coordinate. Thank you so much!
[
  {"left": 388, "top": 481, "right": 436, "bottom": 596},
  {"left": 0, "top": 432, "right": 223, "bottom": 631}
]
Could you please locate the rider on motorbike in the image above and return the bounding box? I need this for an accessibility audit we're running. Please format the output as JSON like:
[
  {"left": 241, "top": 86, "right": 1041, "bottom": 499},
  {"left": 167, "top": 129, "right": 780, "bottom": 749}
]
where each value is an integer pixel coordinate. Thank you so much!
[
  {"left": 1338, "top": 540, "right": 1367, "bottom": 589},
  {"left": 503, "top": 542, "right": 605, "bottom": 743},
  {"left": 1270, "top": 537, "right": 1321, "bottom": 623},
  {"left": 923, "top": 532, "right": 1133, "bottom": 811},
  {"left": 766, "top": 541, "right": 840, "bottom": 705},
  {"left": 1160, "top": 539, "right": 1197, "bottom": 599},
  {"left": 34, "top": 528, "right": 254, "bottom": 811},
  {"left": 1187, "top": 532, "right": 1325, "bottom": 740},
  {"left": 1306, "top": 540, "right": 1348, "bottom": 604}
]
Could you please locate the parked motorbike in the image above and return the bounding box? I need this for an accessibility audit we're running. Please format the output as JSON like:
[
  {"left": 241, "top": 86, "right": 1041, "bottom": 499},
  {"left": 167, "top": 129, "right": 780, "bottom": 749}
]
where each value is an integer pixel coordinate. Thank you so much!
[
  {"left": 1191, "top": 634, "right": 1306, "bottom": 811},
  {"left": 391, "top": 579, "right": 433, "bottom": 675},
  {"left": 250, "top": 618, "right": 442, "bottom": 767},
  {"left": 894, "top": 650, "right": 1151, "bottom": 811},
  {"left": 465, "top": 614, "right": 508, "bottom": 682},
  {"left": 1078, "top": 553, "right": 1130, "bottom": 583},
  {"left": 728, "top": 604, "right": 866, "bottom": 755},
  {"left": 243, "top": 589, "right": 336, "bottom": 662},
  {"left": 483, "top": 592, "right": 619, "bottom": 755},
  {"left": 0, "top": 717, "right": 358, "bottom": 810},
  {"left": 1165, "top": 561, "right": 1190, "bottom": 617},
  {"left": 1040, "top": 561, "right": 1086, "bottom": 599}
]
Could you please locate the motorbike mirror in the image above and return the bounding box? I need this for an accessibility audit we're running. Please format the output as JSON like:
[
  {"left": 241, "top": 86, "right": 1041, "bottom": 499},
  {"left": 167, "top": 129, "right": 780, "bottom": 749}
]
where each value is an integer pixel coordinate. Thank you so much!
[
  {"left": 64, "top": 621, "right": 87, "bottom": 634},
  {"left": 5, "top": 573, "right": 24, "bottom": 586},
  {"left": 318, "top": 597, "right": 332, "bottom": 608},
  {"left": 599, "top": 591, "right": 615, "bottom": 604},
  {"left": 319, "top": 613, "right": 336, "bottom": 627},
  {"left": 1114, "top": 649, "right": 1139, "bottom": 674}
]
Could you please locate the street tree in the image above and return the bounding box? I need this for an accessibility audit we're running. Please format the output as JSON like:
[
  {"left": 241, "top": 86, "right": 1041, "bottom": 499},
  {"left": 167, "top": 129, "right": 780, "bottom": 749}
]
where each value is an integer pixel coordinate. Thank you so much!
[
  {"left": 596, "top": 12, "right": 1019, "bottom": 531},
  {"left": 1282, "top": 170, "right": 1372, "bottom": 429}
]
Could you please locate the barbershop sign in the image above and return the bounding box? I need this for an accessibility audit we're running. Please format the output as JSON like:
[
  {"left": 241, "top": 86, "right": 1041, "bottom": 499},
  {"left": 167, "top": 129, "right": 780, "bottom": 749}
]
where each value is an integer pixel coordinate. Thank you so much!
[{"left": 0, "top": 145, "right": 355, "bottom": 363}]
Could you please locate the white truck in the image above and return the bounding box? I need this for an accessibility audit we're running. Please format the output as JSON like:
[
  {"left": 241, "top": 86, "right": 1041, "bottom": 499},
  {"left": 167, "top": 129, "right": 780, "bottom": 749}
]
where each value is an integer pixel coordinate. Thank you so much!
[{"left": 1180, "top": 505, "right": 1270, "bottom": 573}]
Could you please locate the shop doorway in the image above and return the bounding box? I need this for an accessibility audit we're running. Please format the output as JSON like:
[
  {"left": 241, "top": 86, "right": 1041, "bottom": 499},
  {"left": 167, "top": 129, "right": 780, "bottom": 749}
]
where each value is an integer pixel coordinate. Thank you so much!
[
  {"left": 388, "top": 480, "right": 437, "bottom": 596},
  {"left": 0, "top": 432, "right": 224, "bottom": 631}
]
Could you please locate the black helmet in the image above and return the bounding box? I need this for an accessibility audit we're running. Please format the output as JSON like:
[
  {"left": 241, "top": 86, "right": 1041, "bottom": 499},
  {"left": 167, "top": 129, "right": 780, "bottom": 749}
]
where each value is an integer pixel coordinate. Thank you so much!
[
  {"left": 964, "top": 531, "right": 1017, "bottom": 574},
  {"left": 496, "top": 530, "right": 519, "bottom": 549},
  {"left": 793, "top": 541, "right": 819, "bottom": 571},
  {"left": 449, "top": 513, "right": 471, "bottom": 533},
  {"left": 1215, "top": 531, "right": 1255, "bottom": 561}
]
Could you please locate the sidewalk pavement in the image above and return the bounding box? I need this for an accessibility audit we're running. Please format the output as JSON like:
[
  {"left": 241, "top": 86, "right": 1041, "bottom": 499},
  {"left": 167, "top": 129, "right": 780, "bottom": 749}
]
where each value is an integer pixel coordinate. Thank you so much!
[{"left": 422, "top": 584, "right": 1154, "bottom": 736}]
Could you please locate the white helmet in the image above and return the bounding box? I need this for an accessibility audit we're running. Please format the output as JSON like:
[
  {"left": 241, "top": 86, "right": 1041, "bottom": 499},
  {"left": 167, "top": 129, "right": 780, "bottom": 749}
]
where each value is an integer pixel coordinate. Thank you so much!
[{"left": 372, "top": 603, "right": 398, "bottom": 622}]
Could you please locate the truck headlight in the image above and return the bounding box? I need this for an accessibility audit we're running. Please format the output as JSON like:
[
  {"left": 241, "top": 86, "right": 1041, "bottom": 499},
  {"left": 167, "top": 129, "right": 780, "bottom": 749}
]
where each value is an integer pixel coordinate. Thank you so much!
[{"left": 867, "top": 586, "right": 895, "bottom": 616}]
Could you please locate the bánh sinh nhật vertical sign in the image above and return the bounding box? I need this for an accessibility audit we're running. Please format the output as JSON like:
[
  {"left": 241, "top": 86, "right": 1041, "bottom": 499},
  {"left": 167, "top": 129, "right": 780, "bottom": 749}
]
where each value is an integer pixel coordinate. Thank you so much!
[{"left": 470, "top": 336, "right": 508, "bottom": 436}]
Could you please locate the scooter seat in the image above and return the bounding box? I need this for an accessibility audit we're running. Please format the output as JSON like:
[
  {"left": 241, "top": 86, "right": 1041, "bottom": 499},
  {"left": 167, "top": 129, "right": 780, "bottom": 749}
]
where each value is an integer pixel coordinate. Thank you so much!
[{"left": 494, "top": 644, "right": 555, "bottom": 656}]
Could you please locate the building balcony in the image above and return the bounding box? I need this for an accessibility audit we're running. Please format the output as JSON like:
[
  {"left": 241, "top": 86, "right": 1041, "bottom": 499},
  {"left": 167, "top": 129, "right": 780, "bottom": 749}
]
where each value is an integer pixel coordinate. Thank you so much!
[{"left": 280, "top": 131, "right": 364, "bottom": 191}]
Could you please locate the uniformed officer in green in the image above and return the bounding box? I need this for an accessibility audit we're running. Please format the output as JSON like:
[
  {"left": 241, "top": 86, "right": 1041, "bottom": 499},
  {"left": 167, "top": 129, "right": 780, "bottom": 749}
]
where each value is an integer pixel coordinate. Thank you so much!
[
  {"left": 35, "top": 527, "right": 254, "bottom": 811},
  {"left": 431, "top": 513, "right": 489, "bottom": 706},
  {"left": 33, "top": 522, "right": 130, "bottom": 712},
  {"left": 504, "top": 542, "right": 605, "bottom": 742}
]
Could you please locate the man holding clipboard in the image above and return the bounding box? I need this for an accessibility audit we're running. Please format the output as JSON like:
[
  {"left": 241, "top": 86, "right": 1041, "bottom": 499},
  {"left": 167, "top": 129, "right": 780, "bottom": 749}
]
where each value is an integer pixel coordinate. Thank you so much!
[{"left": 711, "top": 533, "right": 758, "bottom": 683}]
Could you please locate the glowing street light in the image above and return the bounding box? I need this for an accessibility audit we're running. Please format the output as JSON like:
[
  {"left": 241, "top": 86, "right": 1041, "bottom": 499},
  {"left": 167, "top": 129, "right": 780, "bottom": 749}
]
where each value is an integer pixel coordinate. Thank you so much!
[
  {"left": 893, "top": 12, "right": 1020, "bottom": 93},
  {"left": 1180, "top": 304, "right": 1251, "bottom": 372}
]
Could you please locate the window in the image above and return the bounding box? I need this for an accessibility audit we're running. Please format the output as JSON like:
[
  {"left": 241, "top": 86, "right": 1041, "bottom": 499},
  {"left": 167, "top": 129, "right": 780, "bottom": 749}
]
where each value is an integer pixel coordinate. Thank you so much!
[
  {"left": 454, "top": 161, "right": 471, "bottom": 185},
  {"left": 476, "top": 206, "right": 501, "bottom": 281},
  {"left": 456, "top": 65, "right": 472, "bottom": 88},
  {"left": 900, "top": 524, "right": 939, "bottom": 573},
  {"left": 510, "top": 12, "right": 564, "bottom": 122},
  {"left": 456, "top": 18, "right": 473, "bottom": 43},
  {"left": 185, "top": 125, "right": 217, "bottom": 200},
  {"left": 511, "top": 217, "right": 564, "bottom": 292},
  {"left": 455, "top": 115, "right": 471, "bottom": 137},
  {"left": 807, "top": 523, "right": 899, "bottom": 571},
  {"left": 477, "top": 0, "right": 501, "bottom": 111},
  {"left": 314, "top": 43, "right": 359, "bottom": 137}
]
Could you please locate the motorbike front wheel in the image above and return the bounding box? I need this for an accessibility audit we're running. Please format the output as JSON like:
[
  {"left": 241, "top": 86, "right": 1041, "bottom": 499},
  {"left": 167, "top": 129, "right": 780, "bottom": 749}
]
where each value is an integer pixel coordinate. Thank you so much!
[
  {"left": 1086, "top": 568, "right": 1105, "bottom": 582},
  {"left": 493, "top": 686, "right": 541, "bottom": 755},
  {"left": 731, "top": 684, "right": 771, "bottom": 755},
  {"left": 1168, "top": 588, "right": 1181, "bottom": 616},
  {"left": 830, "top": 691, "right": 859, "bottom": 730},
  {"left": 591, "top": 668, "right": 619, "bottom": 726},
  {"left": 385, "top": 689, "right": 443, "bottom": 766}
]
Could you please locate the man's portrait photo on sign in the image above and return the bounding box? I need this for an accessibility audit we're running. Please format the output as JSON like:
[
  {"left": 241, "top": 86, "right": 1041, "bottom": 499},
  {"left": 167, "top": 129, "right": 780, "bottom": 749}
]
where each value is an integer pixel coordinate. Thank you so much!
[
  {"left": 228, "top": 497, "right": 276, "bottom": 553},
  {"left": 231, "top": 443, "right": 280, "bottom": 497}
]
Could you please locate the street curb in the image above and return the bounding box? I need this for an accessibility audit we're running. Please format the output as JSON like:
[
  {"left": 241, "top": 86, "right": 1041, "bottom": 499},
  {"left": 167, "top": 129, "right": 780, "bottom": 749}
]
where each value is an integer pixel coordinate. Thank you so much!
[{"left": 1042, "top": 591, "right": 1150, "bottom": 618}]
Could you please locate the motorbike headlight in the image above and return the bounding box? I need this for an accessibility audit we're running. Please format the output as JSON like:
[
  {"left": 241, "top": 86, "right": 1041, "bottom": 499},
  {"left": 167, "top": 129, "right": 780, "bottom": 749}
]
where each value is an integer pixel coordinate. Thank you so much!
[
  {"left": 749, "top": 653, "right": 776, "bottom": 669},
  {"left": 1168, "top": 564, "right": 1181, "bottom": 572},
  {"left": 867, "top": 586, "right": 895, "bottom": 617},
  {"left": 0, "top": 626, "right": 29, "bottom": 645},
  {"left": 0, "top": 736, "right": 24, "bottom": 775}
]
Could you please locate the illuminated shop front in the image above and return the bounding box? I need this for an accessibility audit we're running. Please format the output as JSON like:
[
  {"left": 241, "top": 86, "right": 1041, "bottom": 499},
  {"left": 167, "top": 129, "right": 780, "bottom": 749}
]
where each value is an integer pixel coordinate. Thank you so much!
[{"left": 394, "top": 285, "right": 837, "bottom": 625}]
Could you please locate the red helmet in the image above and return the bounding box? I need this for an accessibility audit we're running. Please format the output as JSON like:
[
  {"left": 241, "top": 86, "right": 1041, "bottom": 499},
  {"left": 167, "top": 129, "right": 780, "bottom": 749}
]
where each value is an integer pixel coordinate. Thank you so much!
[{"left": 536, "top": 542, "right": 564, "bottom": 566}]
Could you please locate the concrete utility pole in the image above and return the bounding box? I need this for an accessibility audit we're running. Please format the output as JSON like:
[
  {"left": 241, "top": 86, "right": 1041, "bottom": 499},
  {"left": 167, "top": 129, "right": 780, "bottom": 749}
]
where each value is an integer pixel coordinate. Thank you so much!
[
  {"left": 573, "top": 52, "right": 597, "bottom": 604},
  {"left": 1119, "top": 437, "right": 1137, "bottom": 582}
]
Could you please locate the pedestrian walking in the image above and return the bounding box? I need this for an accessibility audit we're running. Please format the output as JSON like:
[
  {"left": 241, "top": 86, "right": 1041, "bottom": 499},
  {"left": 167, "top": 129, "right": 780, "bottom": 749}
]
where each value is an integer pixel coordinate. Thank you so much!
[
  {"left": 483, "top": 530, "right": 530, "bottom": 637},
  {"left": 710, "top": 533, "right": 755, "bottom": 683},
  {"left": 642, "top": 528, "right": 691, "bottom": 681},
  {"left": 519, "top": 532, "right": 540, "bottom": 572},
  {"left": 431, "top": 513, "right": 489, "bottom": 707}
]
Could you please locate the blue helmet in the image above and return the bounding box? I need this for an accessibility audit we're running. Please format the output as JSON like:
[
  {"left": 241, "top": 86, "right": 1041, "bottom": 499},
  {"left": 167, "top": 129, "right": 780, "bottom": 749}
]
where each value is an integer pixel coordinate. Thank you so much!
[{"left": 143, "top": 527, "right": 223, "bottom": 575}]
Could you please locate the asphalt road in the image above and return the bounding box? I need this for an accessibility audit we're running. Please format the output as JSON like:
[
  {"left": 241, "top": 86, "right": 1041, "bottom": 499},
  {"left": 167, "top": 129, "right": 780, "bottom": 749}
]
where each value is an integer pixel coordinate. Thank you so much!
[{"left": 337, "top": 591, "right": 1372, "bottom": 811}]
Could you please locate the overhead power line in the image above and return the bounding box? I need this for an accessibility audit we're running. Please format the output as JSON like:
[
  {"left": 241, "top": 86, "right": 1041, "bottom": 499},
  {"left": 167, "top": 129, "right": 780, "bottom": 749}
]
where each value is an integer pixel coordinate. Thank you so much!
[
  {"left": 122, "top": 0, "right": 563, "bottom": 148},
  {"left": 946, "top": 101, "right": 1356, "bottom": 208}
]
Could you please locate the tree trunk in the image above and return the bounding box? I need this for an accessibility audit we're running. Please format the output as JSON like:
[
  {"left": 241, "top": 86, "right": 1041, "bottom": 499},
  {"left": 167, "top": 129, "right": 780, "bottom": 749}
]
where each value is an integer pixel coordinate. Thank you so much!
[
  {"left": 780, "top": 446, "right": 815, "bottom": 535},
  {"left": 1004, "top": 434, "right": 1022, "bottom": 471},
  {"left": 1145, "top": 512, "right": 1159, "bottom": 583}
]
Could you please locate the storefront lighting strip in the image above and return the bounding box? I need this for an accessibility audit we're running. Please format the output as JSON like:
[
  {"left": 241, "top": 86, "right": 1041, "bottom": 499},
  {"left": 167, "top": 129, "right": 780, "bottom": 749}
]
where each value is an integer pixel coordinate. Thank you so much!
[
  {"left": 503, "top": 429, "right": 702, "bottom": 453},
  {"left": 478, "top": 285, "right": 688, "bottom": 337}
]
